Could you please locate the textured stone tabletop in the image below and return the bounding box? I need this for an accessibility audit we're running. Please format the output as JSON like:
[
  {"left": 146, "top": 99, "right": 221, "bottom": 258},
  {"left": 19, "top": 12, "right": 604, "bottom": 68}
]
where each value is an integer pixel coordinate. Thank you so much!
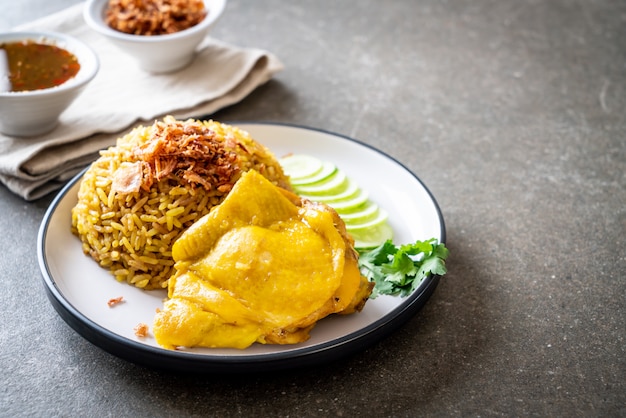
[{"left": 1, "top": 0, "right": 624, "bottom": 416}]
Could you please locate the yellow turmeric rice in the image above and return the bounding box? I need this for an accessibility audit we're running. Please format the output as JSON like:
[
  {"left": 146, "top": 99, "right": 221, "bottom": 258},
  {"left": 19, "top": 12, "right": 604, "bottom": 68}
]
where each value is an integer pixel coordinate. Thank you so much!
[{"left": 71, "top": 116, "right": 290, "bottom": 289}]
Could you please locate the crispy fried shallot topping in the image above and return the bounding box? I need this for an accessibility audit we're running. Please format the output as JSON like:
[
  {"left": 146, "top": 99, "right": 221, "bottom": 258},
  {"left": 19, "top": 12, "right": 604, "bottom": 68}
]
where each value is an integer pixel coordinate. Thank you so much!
[
  {"left": 105, "top": 0, "right": 207, "bottom": 36},
  {"left": 107, "top": 296, "right": 125, "bottom": 307},
  {"left": 134, "top": 323, "right": 149, "bottom": 337},
  {"left": 113, "top": 119, "right": 241, "bottom": 194},
  {"left": 112, "top": 162, "right": 144, "bottom": 194}
]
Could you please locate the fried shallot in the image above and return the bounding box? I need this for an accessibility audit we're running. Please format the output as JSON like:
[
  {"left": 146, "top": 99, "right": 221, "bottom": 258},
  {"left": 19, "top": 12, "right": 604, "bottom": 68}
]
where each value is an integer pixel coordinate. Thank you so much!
[{"left": 125, "top": 118, "right": 241, "bottom": 192}]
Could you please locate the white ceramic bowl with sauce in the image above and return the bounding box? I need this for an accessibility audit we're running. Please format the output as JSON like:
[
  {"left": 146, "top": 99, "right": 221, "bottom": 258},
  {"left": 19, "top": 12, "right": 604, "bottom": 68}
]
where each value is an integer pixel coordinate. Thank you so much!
[
  {"left": 83, "top": 0, "right": 226, "bottom": 73},
  {"left": 0, "top": 31, "right": 99, "bottom": 137}
]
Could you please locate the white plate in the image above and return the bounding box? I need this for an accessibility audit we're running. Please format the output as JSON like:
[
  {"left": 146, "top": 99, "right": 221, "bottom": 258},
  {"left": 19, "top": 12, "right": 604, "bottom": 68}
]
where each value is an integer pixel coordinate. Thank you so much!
[{"left": 37, "top": 123, "right": 446, "bottom": 373}]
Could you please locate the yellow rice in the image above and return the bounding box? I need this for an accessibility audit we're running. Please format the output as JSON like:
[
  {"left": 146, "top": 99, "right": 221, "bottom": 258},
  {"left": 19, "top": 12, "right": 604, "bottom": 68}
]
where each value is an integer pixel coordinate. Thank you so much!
[{"left": 71, "top": 117, "right": 290, "bottom": 289}]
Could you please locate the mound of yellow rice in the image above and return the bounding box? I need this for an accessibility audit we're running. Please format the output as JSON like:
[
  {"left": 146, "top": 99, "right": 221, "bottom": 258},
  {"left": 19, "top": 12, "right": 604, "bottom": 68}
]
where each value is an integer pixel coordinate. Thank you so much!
[{"left": 71, "top": 116, "right": 290, "bottom": 289}]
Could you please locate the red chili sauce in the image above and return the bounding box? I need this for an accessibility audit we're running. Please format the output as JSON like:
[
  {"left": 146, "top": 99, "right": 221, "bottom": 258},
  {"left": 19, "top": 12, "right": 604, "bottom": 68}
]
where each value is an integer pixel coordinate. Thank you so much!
[{"left": 0, "top": 41, "right": 80, "bottom": 92}]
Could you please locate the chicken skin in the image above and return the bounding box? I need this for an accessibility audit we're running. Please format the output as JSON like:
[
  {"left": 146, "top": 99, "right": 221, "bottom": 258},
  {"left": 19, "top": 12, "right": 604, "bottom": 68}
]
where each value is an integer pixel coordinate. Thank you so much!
[{"left": 153, "top": 169, "right": 373, "bottom": 349}]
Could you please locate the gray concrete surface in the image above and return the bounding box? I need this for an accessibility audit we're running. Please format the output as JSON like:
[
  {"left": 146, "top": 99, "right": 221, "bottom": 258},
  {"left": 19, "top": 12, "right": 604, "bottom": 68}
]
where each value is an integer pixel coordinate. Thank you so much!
[{"left": 1, "top": 0, "right": 624, "bottom": 416}]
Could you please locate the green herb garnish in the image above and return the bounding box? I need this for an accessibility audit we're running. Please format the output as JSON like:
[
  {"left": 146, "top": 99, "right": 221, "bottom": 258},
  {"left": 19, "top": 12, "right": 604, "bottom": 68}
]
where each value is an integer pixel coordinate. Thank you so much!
[{"left": 357, "top": 238, "right": 449, "bottom": 298}]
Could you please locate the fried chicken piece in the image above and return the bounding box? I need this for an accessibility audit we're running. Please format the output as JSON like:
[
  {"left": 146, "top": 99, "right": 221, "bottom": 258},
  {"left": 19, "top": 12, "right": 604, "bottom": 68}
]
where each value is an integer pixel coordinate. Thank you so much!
[{"left": 153, "top": 170, "right": 373, "bottom": 349}]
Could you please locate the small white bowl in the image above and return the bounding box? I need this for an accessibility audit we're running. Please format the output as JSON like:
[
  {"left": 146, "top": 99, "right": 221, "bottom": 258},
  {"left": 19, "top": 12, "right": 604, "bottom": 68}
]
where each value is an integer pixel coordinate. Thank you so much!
[
  {"left": 0, "top": 31, "right": 99, "bottom": 137},
  {"left": 83, "top": 0, "right": 226, "bottom": 73}
]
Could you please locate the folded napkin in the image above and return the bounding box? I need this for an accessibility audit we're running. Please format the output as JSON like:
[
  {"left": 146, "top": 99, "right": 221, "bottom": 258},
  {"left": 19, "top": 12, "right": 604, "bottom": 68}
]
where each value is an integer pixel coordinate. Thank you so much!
[{"left": 0, "top": 4, "right": 284, "bottom": 201}]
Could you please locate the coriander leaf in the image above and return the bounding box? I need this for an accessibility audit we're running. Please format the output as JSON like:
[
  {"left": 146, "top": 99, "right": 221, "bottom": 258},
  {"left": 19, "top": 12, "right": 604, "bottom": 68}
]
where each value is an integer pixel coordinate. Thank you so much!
[
  {"left": 419, "top": 254, "right": 447, "bottom": 277},
  {"left": 359, "top": 240, "right": 396, "bottom": 265},
  {"left": 372, "top": 278, "right": 395, "bottom": 298},
  {"left": 381, "top": 252, "right": 418, "bottom": 284},
  {"left": 399, "top": 239, "right": 434, "bottom": 256},
  {"left": 358, "top": 239, "right": 449, "bottom": 298},
  {"left": 432, "top": 242, "right": 450, "bottom": 260}
]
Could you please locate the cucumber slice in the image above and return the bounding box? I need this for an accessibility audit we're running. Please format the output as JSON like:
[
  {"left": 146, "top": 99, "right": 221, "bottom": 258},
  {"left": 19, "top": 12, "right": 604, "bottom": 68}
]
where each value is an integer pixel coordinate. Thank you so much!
[
  {"left": 280, "top": 154, "right": 323, "bottom": 180},
  {"left": 339, "top": 202, "right": 380, "bottom": 224},
  {"left": 298, "top": 179, "right": 359, "bottom": 203},
  {"left": 351, "top": 222, "right": 394, "bottom": 250},
  {"left": 327, "top": 189, "right": 370, "bottom": 213},
  {"left": 290, "top": 161, "right": 336, "bottom": 186},
  {"left": 345, "top": 209, "right": 389, "bottom": 232},
  {"left": 293, "top": 170, "right": 349, "bottom": 196}
]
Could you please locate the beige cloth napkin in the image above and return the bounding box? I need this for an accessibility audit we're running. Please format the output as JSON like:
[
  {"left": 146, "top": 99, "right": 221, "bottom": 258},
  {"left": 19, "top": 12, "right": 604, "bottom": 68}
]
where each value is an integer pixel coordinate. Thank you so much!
[{"left": 0, "top": 4, "right": 284, "bottom": 201}]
